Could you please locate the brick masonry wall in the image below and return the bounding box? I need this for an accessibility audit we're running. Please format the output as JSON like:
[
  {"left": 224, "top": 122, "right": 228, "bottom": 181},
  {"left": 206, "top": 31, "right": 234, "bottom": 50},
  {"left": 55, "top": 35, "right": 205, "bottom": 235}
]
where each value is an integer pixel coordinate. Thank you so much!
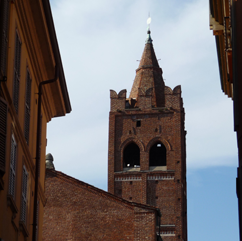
[
  {"left": 134, "top": 209, "right": 156, "bottom": 240},
  {"left": 43, "top": 170, "right": 158, "bottom": 241}
]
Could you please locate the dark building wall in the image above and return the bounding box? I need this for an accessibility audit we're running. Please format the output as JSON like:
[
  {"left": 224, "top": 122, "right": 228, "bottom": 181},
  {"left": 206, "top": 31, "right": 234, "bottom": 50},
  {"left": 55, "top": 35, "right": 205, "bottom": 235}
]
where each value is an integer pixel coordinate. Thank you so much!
[{"left": 43, "top": 170, "right": 158, "bottom": 241}]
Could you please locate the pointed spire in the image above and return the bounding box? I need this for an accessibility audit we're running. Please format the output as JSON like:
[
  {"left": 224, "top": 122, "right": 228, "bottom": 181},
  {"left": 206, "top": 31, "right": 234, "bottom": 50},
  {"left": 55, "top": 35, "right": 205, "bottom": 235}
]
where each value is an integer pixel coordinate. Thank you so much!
[
  {"left": 138, "top": 35, "right": 159, "bottom": 69},
  {"left": 129, "top": 23, "right": 165, "bottom": 108}
]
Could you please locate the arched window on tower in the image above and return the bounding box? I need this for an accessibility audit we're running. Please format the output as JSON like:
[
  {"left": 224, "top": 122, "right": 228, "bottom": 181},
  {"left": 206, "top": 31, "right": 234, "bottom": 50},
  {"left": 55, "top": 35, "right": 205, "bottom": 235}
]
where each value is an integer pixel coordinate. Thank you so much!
[
  {"left": 123, "top": 143, "right": 140, "bottom": 168},
  {"left": 149, "top": 142, "right": 166, "bottom": 167}
]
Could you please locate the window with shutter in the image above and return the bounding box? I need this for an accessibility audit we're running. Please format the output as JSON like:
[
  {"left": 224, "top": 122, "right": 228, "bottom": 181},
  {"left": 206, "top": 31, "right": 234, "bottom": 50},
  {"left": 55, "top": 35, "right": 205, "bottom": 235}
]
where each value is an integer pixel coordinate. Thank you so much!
[
  {"left": 20, "top": 165, "right": 28, "bottom": 223},
  {"left": 24, "top": 70, "right": 31, "bottom": 145},
  {"left": 13, "top": 31, "right": 21, "bottom": 114},
  {"left": 8, "top": 134, "right": 17, "bottom": 198},
  {"left": 0, "top": 97, "right": 7, "bottom": 176},
  {"left": 0, "top": 0, "right": 10, "bottom": 76}
]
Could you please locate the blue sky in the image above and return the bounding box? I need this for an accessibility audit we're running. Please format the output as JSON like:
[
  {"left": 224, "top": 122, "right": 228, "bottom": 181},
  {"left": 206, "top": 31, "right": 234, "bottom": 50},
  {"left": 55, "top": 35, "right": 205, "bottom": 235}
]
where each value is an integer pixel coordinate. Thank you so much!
[
  {"left": 188, "top": 166, "right": 239, "bottom": 240},
  {"left": 47, "top": 0, "right": 239, "bottom": 240}
]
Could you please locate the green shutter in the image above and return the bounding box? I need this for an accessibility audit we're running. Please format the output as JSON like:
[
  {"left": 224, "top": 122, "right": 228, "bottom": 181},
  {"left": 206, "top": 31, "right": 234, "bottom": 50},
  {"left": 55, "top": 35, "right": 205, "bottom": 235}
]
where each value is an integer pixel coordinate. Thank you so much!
[
  {"left": 8, "top": 134, "right": 17, "bottom": 197},
  {"left": 13, "top": 32, "right": 21, "bottom": 114},
  {"left": 20, "top": 165, "right": 28, "bottom": 223},
  {"left": 24, "top": 70, "right": 31, "bottom": 144}
]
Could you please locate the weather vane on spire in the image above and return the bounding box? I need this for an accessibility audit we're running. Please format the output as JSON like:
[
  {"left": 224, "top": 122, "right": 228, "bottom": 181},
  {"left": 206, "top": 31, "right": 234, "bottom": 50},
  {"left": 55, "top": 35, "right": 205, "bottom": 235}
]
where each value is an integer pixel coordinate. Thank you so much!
[
  {"left": 147, "top": 14, "right": 151, "bottom": 31},
  {"left": 146, "top": 14, "right": 152, "bottom": 43}
]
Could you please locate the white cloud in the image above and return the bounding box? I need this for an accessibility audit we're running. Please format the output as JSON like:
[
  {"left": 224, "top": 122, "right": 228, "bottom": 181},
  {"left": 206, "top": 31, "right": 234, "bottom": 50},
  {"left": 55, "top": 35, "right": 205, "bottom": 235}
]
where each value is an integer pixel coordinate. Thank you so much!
[{"left": 186, "top": 97, "right": 237, "bottom": 168}]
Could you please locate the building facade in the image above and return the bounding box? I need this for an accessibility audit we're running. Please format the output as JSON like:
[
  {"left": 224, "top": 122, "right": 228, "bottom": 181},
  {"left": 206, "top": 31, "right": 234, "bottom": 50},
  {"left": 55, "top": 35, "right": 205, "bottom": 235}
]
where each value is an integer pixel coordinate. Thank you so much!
[
  {"left": 108, "top": 30, "right": 187, "bottom": 241},
  {"left": 209, "top": 1, "right": 242, "bottom": 240},
  {"left": 0, "top": 0, "right": 71, "bottom": 240}
]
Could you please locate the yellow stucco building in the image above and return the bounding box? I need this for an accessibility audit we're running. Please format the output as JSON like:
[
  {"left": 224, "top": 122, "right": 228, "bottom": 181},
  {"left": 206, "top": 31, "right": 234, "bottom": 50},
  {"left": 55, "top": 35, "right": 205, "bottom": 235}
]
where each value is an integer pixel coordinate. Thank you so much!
[{"left": 0, "top": 0, "right": 71, "bottom": 240}]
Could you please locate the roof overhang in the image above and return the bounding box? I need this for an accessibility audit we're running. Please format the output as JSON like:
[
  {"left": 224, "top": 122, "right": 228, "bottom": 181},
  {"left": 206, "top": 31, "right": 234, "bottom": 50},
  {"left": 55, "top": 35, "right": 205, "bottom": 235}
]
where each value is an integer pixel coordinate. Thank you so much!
[
  {"left": 41, "top": 0, "right": 71, "bottom": 115},
  {"left": 209, "top": 0, "right": 233, "bottom": 98}
]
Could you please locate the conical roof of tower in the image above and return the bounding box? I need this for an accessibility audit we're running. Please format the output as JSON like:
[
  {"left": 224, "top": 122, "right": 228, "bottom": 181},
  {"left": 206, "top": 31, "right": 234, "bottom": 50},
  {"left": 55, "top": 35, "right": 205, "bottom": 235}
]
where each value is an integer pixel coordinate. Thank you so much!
[
  {"left": 129, "top": 30, "right": 165, "bottom": 107},
  {"left": 137, "top": 30, "right": 159, "bottom": 69}
]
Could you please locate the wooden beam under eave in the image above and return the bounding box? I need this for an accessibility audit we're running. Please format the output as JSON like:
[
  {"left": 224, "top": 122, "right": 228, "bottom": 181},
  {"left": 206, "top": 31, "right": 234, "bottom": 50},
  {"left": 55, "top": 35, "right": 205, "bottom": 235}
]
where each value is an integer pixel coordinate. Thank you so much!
[
  {"left": 213, "top": 0, "right": 224, "bottom": 24},
  {"left": 227, "top": 50, "right": 233, "bottom": 83},
  {"left": 218, "top": 35, "right": 228, "bottom": 94},
  {"left": 213, "top": 30, "right": 223, "bottom": 35},
  {"left": 223, "top": 0, "right": 230, "bottom": 17},
  {"left": 226, "top": 50, "right": 233, "bottom": 98}
]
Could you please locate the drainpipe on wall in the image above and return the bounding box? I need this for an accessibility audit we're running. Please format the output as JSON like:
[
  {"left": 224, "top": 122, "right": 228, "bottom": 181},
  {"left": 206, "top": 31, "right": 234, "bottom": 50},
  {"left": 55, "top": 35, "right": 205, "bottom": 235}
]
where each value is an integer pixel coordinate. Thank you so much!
[
  {"left": 157, "top": 208, "right": 162, "bottom": 241},
  {"left": 32, "top": 66, "right": 58, "bottom": 241}
]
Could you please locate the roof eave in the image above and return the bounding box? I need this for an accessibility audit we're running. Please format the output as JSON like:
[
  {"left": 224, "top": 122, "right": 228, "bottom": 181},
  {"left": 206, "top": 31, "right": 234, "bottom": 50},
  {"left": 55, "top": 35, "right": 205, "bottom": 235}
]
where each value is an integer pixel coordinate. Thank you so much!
[{"left": 42, "top": 0, "right": 72, "bottom": 114}]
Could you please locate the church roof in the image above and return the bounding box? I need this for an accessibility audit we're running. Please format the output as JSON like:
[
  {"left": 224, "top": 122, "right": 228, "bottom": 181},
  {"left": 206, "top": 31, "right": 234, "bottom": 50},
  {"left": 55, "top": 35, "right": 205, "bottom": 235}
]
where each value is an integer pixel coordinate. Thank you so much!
[
  {"left": 45, "top": 168, "right": 161, "bottom": 215},
  {"left": 129, "top": 30, "right": 165, "bottom": 107}
]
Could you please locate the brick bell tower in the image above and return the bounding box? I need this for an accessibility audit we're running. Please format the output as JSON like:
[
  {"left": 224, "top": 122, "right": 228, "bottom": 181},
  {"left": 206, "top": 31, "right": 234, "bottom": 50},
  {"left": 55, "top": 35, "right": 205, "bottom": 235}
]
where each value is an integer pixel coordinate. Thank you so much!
[{"left": 108, "top": 28, "right": 187, "bottom": 241}]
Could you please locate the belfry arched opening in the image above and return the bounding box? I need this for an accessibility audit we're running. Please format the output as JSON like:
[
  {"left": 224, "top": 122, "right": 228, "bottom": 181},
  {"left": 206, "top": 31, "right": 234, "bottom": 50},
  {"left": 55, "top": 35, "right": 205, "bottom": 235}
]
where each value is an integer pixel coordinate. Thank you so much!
[
  {"left": 123, "top": 143, "right": 140, "bottom": 168},
  {"left": 149, "top": 142, "right": 166, "bottom": 166}
]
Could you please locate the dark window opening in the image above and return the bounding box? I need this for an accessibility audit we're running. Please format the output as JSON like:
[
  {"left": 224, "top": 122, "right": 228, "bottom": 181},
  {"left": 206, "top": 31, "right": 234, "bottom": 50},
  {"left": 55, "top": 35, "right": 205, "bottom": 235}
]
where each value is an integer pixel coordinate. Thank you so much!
[
  {"left": 125, "top": 100, "right": 130, "bottom": 108},
  {"left": 136, "top": 120, "right": 141, "bottom": 127},
  {"left": 149, "top": 142, "right": 166, "bottom": 166},
  {"left": 123, "top": 143, "right": 140, "bottom": 168}
]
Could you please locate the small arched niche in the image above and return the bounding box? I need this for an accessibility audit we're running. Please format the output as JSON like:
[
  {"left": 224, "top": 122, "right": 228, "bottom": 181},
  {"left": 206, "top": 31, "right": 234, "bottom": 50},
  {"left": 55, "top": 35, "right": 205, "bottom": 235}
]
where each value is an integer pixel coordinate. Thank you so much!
[
  {"left": 149, "top": 142, "right": 167, "bottom": 170},
  {"left": 123, "top": 142, "right": 140, "bottom": 171}
]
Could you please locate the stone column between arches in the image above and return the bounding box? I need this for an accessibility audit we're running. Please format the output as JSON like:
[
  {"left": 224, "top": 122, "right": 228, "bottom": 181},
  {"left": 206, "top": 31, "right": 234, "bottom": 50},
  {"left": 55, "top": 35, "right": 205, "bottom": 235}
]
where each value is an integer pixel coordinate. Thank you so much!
[{"left": 140, "top": 150, "right": 149, "bottom": 171}]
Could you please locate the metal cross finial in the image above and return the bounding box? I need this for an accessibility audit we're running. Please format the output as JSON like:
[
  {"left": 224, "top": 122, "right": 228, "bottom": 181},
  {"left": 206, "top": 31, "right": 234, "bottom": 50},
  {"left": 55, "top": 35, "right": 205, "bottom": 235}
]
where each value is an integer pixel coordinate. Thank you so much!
[
  {"left": 147, "top": 14, "right": 151, "bottom": 31},
  {"left": 146, "top": 14, "right": 152, "bottom": 43}
]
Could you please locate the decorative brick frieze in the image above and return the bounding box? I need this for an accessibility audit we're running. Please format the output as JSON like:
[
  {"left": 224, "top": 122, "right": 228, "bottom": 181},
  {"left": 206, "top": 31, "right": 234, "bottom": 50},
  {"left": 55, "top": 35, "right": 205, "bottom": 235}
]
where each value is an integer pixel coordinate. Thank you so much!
[
  {"left": 147, "top": 175, "right": 174, "bottom": 180},
  {"left": 115, "top": 176, "right": 142, "bottom": 181}
]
